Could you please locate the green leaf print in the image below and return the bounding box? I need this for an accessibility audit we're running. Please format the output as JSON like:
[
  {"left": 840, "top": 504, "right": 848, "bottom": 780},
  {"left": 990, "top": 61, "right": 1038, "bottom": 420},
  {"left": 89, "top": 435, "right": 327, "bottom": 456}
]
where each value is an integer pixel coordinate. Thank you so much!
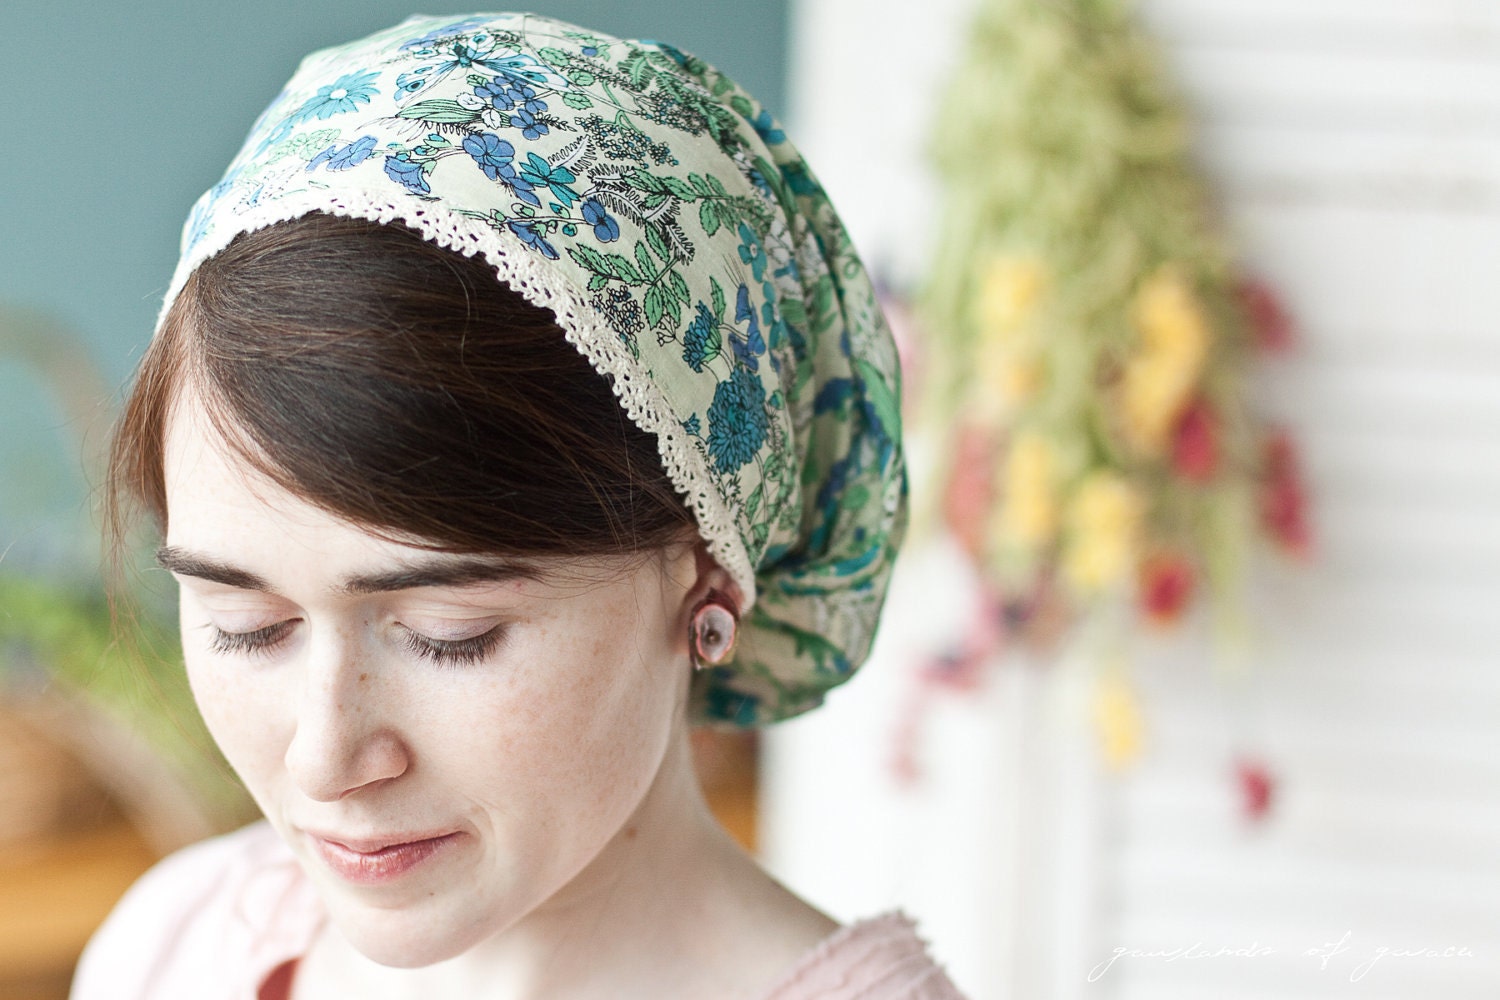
[
  {"left": 854, "top": 358, "right": 902, "bottom": 442},
  {"left": 667, "top": 270, "right": 690, "bottom": 304},
  {"left": 710, "top": 277, "right": 727, "bottom": 320},
  {"left": 397, "top": 99, "right": 479, "bottom": 123},
  {"left": 602, "top": 253, "right": 642, "bottom": 283},
  {"left": 699, "top": 200, "right": 721, "bottom": 236},
  {"left": 645, "top": 225, "right": 672, "bottom": 264},
  {"left": 633, "top": 241, "right": 658, "bottom": 280},
  {"left": 643, "top": 284, "right": 666, "bottom": 328},
  {"left": 662, "top": 175, "right": 699, "bottom": 201}
]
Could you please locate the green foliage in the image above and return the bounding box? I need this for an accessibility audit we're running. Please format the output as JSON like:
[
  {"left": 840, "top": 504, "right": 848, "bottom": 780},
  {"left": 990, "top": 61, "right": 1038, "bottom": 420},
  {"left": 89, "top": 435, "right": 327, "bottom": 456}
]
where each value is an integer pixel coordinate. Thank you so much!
[{"left": 0, "top": 573, "right": 251, "bottom": 823}]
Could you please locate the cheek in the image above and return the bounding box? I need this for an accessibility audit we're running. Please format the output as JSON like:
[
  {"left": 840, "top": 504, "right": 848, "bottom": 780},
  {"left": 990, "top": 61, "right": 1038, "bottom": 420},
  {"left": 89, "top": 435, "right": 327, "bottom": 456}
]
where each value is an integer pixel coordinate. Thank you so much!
[
  {"left": 463, "top": 598, "right": 683, "bottom": 825},
  {"left": 183, "top": 647, "right": 290, "bottom": 790}
]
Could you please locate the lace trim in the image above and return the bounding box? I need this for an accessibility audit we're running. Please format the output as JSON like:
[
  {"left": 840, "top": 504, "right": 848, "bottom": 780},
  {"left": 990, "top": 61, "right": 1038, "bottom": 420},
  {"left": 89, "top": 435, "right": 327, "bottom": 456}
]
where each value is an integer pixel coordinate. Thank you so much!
[{"left": 163, "top": 195, "right": 757, "bottom": 605}]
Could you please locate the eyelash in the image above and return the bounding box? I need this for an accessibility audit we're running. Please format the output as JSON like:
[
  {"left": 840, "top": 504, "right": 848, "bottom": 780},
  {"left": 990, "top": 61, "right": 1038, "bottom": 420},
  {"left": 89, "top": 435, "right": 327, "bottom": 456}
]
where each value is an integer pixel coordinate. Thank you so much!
[
  {"left": 208, "top": 621, "right": 295, "bottom": 657},
  {"left": 396, "top": 625, "right": 507, "bottom": 666},
  {"left": 206, "top": 622, "right": 506, "bottom": 666}
]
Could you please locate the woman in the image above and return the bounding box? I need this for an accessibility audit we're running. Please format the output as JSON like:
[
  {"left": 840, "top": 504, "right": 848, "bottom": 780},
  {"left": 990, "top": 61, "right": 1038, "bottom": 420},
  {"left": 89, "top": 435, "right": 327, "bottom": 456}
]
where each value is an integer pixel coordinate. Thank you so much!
[{"left": 75, "top": 13, "right": 962, "bottom": 999}]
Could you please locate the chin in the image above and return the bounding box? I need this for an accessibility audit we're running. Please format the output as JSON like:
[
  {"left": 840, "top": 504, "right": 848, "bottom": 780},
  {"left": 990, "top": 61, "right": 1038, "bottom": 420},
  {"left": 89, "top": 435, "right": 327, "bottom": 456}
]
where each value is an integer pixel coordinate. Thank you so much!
[{"left": 326, "top": 893, "right": 505, "bottom": 969}]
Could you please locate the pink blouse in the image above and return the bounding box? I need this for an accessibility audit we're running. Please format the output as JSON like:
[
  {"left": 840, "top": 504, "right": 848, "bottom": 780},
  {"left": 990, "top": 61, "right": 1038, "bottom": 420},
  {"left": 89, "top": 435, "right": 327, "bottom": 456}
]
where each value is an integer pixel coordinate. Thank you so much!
[{"left": 71, "top": 823, "right": 965, "bottom": 1000}]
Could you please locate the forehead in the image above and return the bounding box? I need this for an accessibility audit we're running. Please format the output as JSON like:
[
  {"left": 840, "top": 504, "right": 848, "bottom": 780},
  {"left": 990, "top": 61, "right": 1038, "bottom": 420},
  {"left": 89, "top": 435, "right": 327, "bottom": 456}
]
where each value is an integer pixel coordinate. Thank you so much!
[
  {"left": 162, "top": 399, "right": 397, "bottom": 566},
  {"left": 160, "top": 400, "right": 662, "bottom": 593}
]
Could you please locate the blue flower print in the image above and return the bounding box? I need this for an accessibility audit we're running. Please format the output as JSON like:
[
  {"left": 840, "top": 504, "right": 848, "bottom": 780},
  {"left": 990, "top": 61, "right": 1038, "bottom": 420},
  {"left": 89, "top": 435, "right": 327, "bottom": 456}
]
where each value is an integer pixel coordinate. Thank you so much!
[
  {"left": 473, "top": 77, "right": 514, "bottom": 109},
  {"left": 508, "top": 174, "right": 540, "bottom": 206},
  {"left": 704, "top": 684, "right": 761, "bottom": 727},
  {"left": 681, "top": 302, "right": 718, "bottom": 371},
  {"left": 473, "top": 77, "right": 543, "bottom": 112},
  {"left": 747, "top": 164, "right": 773, "bottom": 199},
  {"left": 654, "top": 42, "right": 691, "bottom": 68},
  {"left": 581, "top": 45, "right": 600, "bottom": 57},
  {"left": 483, "top": 53, "right": 567, "bottom": 94},
  {"left": 463, "top": 132, "right": 516, "bottom": 180},
  {"left": 581, "top": 199, "right": 620, "bottom": 242},
  {"left": 511, "top": 106, "right": 550, "bottom": 140},
  {"left": 397, "top": 33, "right": 564, "bottom": 102},
  {"left": 401, "top": 17, "right": 491, "bottom": 52},
  {"left": 384, "top": 153, "right": 430, "bottom": 194},
  {"left": 309, "top": 135, "right": 378, "bottom": 171},
  {"left": 507, "top": 219, "right": 559, "bottom": 259},
  {"left": 519, "top": 153, "right": 579, "bottom": 207},
  {"left": 330, "top": 135, "right": 377, "bottom": 169},
  {"left": 749, "top": 109, "right": 786, "bottom": 145},
  {"left": 706, "top": 368, "right": 768, "bottom": 473},
  {"left": 294, "top": 70, "right": 379, "bottom": 122},
  {"left": 510, "top": 85, "right": 548, "bottom": 115},
  {"left": 762, "top": 298, "right": 791, "bottom": 366},
  {"left": 737, "top": 223, "right": 767, "bottom": 281},
  {"left": 732, "top": 284, "right": 765, "bottom": 371},
  {"left": 463, "top": 133, "right": 538, "bottom": 204},
  {"left": 683, "top": 413, "right": 701, "bottom": 436}
]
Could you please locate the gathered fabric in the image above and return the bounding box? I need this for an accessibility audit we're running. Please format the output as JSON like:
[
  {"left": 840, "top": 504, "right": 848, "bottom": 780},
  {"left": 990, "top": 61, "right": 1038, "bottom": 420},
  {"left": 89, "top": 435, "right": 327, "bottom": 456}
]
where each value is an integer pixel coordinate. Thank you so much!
[
  {"left": 167, "top": 12, "right": 906, "bottom": 724},
  {"left": 71, "top": 824, "right": 968, "bottom": 1000}
]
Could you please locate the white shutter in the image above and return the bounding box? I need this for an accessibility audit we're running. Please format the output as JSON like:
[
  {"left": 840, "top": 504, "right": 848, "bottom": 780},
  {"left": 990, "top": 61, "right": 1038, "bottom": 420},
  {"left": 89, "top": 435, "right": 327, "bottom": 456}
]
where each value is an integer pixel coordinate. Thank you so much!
[
  {"left": 768, "top": 2, "right": 1500, "bottom": 997},
  {"left": 1101, "top": 3, "right": 1500, "bottom": 997}
]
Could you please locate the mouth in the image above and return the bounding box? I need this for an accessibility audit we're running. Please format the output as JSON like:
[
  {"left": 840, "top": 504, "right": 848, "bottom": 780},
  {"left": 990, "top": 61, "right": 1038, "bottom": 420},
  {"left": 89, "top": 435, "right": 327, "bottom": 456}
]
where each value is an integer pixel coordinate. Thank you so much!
[{"left": 307, "top": 830, "right": 464, "bottom": 885}]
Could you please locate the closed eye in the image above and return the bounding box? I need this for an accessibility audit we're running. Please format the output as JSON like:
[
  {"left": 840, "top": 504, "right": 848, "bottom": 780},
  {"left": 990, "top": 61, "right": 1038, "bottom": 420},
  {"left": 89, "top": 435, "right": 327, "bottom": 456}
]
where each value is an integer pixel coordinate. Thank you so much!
[
  {"left": 208, "top": 620, "right": 297, "bottom": 657},
  {"left": 397, "top": 624, "right": 508, "bottom": 666}
]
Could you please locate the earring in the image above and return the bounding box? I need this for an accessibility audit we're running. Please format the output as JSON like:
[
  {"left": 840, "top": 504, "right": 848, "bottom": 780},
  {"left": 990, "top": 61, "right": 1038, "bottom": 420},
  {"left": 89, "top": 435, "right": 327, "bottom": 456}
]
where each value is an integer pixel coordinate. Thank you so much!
[{"left": 689, "top": 594, "right": 739, "bottom": 669}]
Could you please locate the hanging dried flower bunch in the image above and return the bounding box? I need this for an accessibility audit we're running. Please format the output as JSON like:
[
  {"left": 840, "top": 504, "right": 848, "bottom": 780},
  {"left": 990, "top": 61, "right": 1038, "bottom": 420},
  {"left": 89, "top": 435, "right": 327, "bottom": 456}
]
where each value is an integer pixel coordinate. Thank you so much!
[{"left": 921, "top": 0, "right": 1310, "bottom": 652}]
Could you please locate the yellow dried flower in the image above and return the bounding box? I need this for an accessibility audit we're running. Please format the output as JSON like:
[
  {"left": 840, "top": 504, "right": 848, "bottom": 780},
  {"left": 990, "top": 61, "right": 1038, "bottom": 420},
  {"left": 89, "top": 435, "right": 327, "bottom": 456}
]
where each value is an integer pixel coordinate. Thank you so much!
[
  {"left": 1134, "top": 266, "right": 1210, "bottom": 359},
  {"left": 1120, "top": 352, "right": 1195, "bottom": 454},
  {"left": 976, "top": 333, "right": 1044, "bottom": 412},
  {"left": 1120, "top": 266, "right": 1211, "bottom": 454},
  {"left": 1093, "top": 672, "right": 1144, "bottom": 769},
  {"left": 1063, "top": 471, "right": 1143, "bottom": 592},
  {"left": 978, "top": 256, "right": 1047, "bottom": 337},
  {"left": 996, "top": 430, "right": 1059, "bottom": 547}
]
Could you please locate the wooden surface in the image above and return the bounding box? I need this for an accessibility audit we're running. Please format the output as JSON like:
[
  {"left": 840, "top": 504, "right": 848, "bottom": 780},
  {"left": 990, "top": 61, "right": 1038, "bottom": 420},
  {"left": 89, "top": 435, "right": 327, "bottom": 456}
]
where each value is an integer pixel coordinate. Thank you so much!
[
  {"left": 695, "top": 728, "right": 760, "bottom": 854},
  {"left": 0, "top": 820, "right": 157, "bottom": 1000}
]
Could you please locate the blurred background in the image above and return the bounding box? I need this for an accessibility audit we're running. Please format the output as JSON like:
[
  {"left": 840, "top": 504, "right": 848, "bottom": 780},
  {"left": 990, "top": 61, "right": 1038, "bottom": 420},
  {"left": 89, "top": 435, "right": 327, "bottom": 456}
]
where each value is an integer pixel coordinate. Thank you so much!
[{"left": 2, "top": 1, "right": 1497, "bottom": 999}]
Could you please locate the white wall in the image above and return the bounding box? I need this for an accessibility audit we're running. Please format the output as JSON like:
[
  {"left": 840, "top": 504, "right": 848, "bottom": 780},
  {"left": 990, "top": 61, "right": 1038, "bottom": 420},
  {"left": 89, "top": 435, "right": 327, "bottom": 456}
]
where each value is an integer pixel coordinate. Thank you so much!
[{"left": 764, "top": 2, "right": 1500, "bottom": 997}]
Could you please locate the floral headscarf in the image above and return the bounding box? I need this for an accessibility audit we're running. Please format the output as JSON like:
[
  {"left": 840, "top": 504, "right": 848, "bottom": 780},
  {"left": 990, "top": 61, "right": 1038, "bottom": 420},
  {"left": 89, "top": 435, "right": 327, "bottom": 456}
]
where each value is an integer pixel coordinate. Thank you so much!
[{"left": 166, "top": 13, "right": 906, "bottom": 725}]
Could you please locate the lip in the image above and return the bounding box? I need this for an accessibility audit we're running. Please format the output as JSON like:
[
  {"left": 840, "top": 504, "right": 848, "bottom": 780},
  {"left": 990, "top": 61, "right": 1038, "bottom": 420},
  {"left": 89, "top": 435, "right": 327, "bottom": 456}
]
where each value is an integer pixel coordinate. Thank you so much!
[{"left": 307, "top": 830, "right": 464, "bottom": 885}]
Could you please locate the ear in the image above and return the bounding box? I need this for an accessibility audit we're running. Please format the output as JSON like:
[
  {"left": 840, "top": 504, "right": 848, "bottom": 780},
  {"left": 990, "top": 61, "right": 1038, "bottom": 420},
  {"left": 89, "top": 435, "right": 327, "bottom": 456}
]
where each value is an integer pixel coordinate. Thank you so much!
[{"left": 686, "top": 540, "right": 744, "bottom": 617}]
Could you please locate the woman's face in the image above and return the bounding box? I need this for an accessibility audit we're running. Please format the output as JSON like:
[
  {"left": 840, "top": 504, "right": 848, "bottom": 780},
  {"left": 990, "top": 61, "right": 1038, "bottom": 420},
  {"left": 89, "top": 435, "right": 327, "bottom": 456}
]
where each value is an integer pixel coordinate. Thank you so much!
[{"left": 161, "top": 401, "right": 701, "bottom": 968}]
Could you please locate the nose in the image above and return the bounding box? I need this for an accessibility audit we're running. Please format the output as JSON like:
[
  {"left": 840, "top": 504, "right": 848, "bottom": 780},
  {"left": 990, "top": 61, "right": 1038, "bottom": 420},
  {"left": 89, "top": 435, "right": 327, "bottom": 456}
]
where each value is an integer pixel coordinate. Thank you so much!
[{"left": 283, "top": 634, "right": 409, "bottom": 802}]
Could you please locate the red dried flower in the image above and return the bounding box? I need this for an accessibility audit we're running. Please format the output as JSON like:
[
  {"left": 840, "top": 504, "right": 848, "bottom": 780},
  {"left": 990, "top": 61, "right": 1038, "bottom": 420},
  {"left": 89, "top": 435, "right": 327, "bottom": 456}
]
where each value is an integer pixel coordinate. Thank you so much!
[
  {"left": 1172, "top": 396, "right": 1219, "bottom": 482},
  {"left": 943, "top": 422, "right": 998, "bottom": 559},
  {"left": 1139, "top": 552, "right": 1194, "bottom": 625},
  {"left": 1235, "top": 756, "right": 1276, "bottom": 823},
  {"left": 1238, "top": 277, "right": 1295, "bottom": 353},
  {"left": 1260, "top": 431, "right": 1312, "bottom": 558}
]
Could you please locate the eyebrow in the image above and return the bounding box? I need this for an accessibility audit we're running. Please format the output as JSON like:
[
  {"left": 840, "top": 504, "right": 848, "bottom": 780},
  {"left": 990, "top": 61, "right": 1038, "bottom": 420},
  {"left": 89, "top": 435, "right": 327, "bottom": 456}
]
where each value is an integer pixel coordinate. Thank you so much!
[{"left": 155, "top": 546, "right": 539, "bottom": 595}]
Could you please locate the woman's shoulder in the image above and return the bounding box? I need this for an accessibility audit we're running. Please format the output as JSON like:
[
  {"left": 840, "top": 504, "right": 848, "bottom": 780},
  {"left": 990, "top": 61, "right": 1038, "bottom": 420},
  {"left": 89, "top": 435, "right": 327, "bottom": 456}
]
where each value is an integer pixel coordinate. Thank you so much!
[
  {"left": 70, "top": 821, "right": 321, "bottom": 1000},
  {"left": 762, "top": 913, "right": 969, "bottom": 1000}
]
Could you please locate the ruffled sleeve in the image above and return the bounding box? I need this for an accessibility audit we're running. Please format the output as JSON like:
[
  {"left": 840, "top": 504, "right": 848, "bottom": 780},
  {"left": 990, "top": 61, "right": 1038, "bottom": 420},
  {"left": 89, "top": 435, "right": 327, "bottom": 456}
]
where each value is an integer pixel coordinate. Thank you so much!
[
  {"left": 761, "top": 913, "right": 969, "bottom": 1000},
  {"left": 70, "top": 822, "right": 323, "bottom": 1000}
]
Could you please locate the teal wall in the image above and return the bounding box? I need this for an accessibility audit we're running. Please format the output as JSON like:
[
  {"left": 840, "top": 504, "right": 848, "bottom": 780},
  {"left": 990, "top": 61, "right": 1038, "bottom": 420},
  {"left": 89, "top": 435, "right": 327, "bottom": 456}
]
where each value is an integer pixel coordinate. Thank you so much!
[{"left": 0, "top": 1, "right": 787, "bottom": 574}]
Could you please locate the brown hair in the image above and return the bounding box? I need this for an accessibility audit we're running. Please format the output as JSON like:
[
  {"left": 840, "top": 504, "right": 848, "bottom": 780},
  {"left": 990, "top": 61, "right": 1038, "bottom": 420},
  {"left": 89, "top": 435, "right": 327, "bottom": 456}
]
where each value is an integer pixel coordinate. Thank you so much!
[{"left": 107, "top": 212, "right": 694, "bottom": 557}]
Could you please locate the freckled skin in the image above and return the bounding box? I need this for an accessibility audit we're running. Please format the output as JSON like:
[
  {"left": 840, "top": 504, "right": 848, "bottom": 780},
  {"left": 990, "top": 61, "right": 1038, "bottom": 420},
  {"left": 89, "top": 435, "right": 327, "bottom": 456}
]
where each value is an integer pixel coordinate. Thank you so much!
[{"left": 161, "top": 401, "right": 836, "bottom": 998}]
